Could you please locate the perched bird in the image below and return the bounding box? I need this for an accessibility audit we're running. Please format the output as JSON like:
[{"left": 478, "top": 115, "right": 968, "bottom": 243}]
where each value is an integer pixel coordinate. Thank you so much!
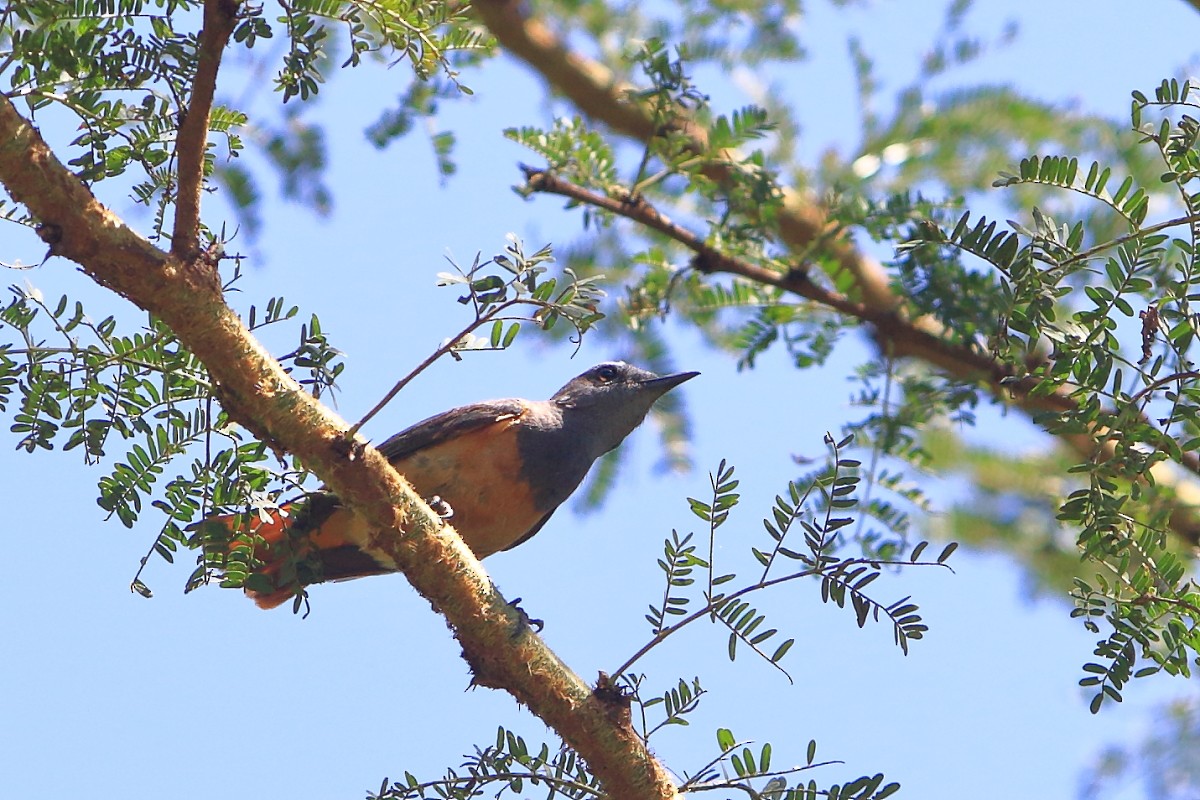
[{"left": 203, "top": 361, "right": 698, "bottom": 608}]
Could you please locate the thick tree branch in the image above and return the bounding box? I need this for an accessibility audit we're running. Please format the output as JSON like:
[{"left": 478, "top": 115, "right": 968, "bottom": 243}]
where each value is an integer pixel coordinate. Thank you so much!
[
  {"left": 171, "top": 0, "right": 238, "bottom": 256},
  {"left": 0, "top": 94, "right": 677, "bottom": 800},
  {"left": 523, "top": 168, "right": 1200, "bottom": 545},
  {"left": 473, "top": 0, "right": 655, "bottom": 141}
]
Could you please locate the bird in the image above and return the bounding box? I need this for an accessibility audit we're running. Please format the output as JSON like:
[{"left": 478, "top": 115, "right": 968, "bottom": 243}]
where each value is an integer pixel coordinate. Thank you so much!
[{"left": 201, "top": 361, "right": 699, "bottom": 609}]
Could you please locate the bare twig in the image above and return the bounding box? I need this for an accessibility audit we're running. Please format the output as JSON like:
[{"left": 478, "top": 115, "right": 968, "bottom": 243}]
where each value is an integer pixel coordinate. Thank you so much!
[
  {"left": 171, "top": 0, "right": 238, "bottom": 256},
  {"left": 1127, "top": 370, "right": 1200, "bottom": 406},
  {"left": 348, "top": 315, "right": 480, "bottom": 438}
]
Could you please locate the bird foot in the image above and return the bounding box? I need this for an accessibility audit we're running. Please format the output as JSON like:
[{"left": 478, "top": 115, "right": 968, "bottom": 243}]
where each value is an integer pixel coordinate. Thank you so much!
[
  {"left": 507, "top": 596, "right": 544, "bottom": 635},
  {"left": 425, "top": 495, "right": 454, "bottom": 523}
]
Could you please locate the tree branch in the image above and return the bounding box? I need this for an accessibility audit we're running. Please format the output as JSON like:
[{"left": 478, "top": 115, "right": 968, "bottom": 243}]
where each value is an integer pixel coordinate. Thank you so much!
[
  {"left": 171, "top": 0, "right": 239, "bottom": 256},
  {"left": 523, "top": 170, "right": 1060, "bottom": 401},
  {"left": 522, "top": 168, "right": 1200, "bottom": 546},
  {"left": 474, "top": 2, "right": 1200, "bottom": 545},
  {"left": 474, "top": 0, "right": 1078, "bottom": 409},
  {"left": 472, "top": 0, "right": 896, "bottom": 309},
  {"left": 0, "top": 93, "right": 678, "bottom": 800},
  {"left": 472, "top": 0, "right": 656, "bottom": 141}
]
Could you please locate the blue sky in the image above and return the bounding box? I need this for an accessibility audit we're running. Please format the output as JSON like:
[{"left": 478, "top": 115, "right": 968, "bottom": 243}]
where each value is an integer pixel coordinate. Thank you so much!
[{"left": 3, "top": 2, "right": 1200, "bottom": 800}]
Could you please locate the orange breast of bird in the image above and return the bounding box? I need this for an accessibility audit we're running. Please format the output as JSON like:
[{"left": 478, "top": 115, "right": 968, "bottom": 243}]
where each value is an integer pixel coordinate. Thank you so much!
[
  {"left": 386, "top": 407, "right": 546, "bottom": 559},
  {"left": 207, "top": 406, "right": 551, "bottom": 609}
]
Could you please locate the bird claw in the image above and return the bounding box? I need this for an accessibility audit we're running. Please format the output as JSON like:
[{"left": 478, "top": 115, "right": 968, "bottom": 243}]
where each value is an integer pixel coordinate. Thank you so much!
[
  {"left": 426, "top": 495, "right": 454, "bottom": 522},
  {"left": 507, "top": 596, "right": 544, "bottom": 635}
]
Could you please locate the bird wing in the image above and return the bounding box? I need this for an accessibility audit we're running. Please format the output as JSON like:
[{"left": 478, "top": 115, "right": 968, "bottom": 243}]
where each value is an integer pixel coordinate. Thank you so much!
[
  {"left": 374, "top": 399, "right": 530, "bottom": 461},
  {"left": 376, "top": 398, "right": 557, "bottom": 556}
]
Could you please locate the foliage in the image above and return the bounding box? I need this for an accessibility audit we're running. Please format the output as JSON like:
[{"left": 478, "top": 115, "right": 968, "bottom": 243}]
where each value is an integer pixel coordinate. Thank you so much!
[
  {"left": 436, "top": 235, "right": 605, "bottom": 356},
  {"left": 372, "top": 726, "right": 603, "bottom": 800},
  {"left": 0, "top": 266, "right": 334, "bottom": 598},
  {"left": 373, "top": 723, "right": 901, "bottom": 800},
  {"left": 630, "top": 438, "right": 947, "bottom": 678},
  {"left": 0, "top": 0, "right": 487, "bottom": 240},
  {"left": 373, "top": 439, "right": 946, "bottom": 799},
  {"left": 7, "top": 0, "right": 1200, "bottom": 797},
  {"left": 898, "top": 78, "right": 1200, "bottom": 711}
]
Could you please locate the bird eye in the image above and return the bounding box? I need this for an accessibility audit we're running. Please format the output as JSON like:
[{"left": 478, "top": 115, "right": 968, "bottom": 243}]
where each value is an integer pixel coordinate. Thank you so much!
[{"left": 595, "top": 364, "right": 619, "bottom": 383}]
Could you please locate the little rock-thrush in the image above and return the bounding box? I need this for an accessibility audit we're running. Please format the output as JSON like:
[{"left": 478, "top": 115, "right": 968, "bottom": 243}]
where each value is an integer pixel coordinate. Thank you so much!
[{"left": 204, "top": 361, "right": 698, "bottom": 608}]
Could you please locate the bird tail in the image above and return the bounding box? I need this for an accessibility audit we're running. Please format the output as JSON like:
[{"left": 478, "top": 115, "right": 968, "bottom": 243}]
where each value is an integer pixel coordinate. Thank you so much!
[
  {"left": 196, "top": 494, "right": 388, "bottom": 610},
  {"left": 196, "top": 500, "right": 314, "bottom": 610}
]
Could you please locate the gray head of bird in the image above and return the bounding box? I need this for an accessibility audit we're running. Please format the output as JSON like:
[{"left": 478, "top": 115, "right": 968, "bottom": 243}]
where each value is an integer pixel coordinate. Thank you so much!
[{"left": 552, "top": 361, "right": 699, "bottom": 456}]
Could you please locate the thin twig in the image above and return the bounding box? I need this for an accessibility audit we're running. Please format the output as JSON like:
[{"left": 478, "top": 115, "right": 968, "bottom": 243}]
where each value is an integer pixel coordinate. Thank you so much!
[
  {"left": 348, "top": 315, "right": 481, "bottom": 438},
  {"left": 1127, "top": 370, "right": 1200, "bottom": 406},
  {"left": 347, "top": 298, "right": 562, "bottom": 437},
  {"left": 349, "top": 280, "right": 594, "bottom": 437},
  {"left": 612, "top": 557, "right": 949, "bottom": 679},
  {"left": 1058, "top": 211, "right": 1200, "bottom": 269},
  {"left": 681, "top": 761, "right": 846, "bottom": 796}
]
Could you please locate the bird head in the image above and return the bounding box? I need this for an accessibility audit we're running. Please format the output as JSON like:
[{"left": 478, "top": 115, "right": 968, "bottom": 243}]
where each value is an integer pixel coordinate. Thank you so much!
[{"left": 551, "top": 361, "right": 699, "bottom": 456}]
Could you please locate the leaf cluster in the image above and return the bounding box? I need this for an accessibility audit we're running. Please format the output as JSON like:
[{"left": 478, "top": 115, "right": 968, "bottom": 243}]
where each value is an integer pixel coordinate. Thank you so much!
[
  {"left": 435, "top": 235, "right": 606, "bottom": 356},
  {"left": 630, "top": 435, "right": 952, "bottom": 683},
  {"left": 690, "top": 728, "right": 900, "bottom": 800},
  {"left": 900, "top": 78, "right": 1200, "bottom": 710},
  {"left": 0, "top": 1, "right": 256, "bottom": 237},
  {"left": 0, "top": 269, "right": 348, "bottom": 598},
  {"left": 371, "top": 725, "right": 603, "bottom": 800}
]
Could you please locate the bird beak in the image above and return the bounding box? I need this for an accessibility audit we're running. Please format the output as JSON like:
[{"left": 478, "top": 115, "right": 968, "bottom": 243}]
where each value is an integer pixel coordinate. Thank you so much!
[{"left": 641, "top": 370, "right": 699, "bottom": 394}]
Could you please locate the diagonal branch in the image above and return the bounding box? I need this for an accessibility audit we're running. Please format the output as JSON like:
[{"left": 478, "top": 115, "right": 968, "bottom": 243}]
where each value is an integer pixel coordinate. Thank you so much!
[
  {"left": 478, "top": 1, "right": 1200, "bottom": 545},
  {"left": 171, "top": 0, "right": 239, "bottom": 256},
  {"left": 522, "top": 168, "right": 1200, "bottom": 545},
  {"left": 472, "top": 1, "right": 1043, "bottom": 393},
  {"left": 472, "top": 0, "right": 896, "bottom": 309},
  {"left": 523, "top": 169, "right": 1063, "bottom": 404},
  {"left": 0, "top": 93, "right": 678, "bottom": 800}
]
